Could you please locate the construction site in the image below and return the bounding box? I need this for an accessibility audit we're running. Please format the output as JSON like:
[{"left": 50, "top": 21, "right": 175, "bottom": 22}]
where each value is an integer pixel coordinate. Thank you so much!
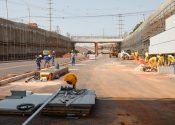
[{"left": 0, "top": 0, "right": 175, "bottom": 125}]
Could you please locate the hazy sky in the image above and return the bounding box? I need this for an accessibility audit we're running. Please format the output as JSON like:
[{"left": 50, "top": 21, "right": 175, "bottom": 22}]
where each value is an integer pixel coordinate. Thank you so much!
[{"left": 0, "top": 0, "right": 164, "bottom": 36}]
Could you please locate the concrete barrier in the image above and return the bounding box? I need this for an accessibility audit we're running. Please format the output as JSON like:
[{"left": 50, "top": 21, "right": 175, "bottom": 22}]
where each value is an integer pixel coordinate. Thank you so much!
[{"left": 158, "top": 66, "right": 175, "bottom": 74}]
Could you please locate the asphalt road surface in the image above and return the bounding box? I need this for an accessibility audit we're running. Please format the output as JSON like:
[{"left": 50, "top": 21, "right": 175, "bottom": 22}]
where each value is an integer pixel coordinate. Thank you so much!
[
  {"left": 0, "top": 57, "right": 81, "bottom": 78},
  {"left": 0, "top": 55, "right": 175, "bottom": 125}
]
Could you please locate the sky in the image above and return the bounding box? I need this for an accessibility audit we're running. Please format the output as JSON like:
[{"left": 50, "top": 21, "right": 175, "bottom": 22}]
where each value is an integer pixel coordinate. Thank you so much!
[{"left": 0, "top": 0, "right": 164, "bottom": 36}]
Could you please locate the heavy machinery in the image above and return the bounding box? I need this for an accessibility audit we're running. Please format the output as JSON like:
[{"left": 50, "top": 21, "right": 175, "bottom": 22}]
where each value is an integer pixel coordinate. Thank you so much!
[
  {"left": 121, "top": 50, "right": 133, "bottom": 60},
  {"left": 109, "top": 46, "right": 118, "bottom": 58}
]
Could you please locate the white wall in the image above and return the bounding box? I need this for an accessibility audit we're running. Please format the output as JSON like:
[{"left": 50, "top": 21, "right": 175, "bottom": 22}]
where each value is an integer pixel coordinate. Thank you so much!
[
  {"left": 166, "top": 14, "right": 175, "bottom": 30},
  {"left": 149, "top": 14, "right": 175, "bottom": 54}
]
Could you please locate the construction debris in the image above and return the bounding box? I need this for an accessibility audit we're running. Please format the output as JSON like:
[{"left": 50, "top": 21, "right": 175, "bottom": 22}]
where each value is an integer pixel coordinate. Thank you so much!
[{"left": 40, "top": 67, "right": 69, "bottom": 81}]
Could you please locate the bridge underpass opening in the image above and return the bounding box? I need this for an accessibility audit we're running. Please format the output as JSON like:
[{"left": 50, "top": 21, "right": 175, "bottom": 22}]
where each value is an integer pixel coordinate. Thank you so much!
[
  {"left": 74, "top": 42, "right": 121, "bottom": 56},
  {"left": 71, "top": 36, "right": 123, "bottom": 55}
]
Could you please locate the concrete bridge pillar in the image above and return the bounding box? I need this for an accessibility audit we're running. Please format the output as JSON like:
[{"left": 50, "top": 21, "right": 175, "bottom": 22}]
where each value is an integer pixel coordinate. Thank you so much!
[{"left": 95, "top": 42, "right": 98, "bottom": 56}]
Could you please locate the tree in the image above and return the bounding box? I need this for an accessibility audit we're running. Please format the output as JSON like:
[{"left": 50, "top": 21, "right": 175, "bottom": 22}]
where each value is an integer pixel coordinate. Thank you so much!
[
  {"left": 130, "top": 22, "right": 143, "bottom": 34},
  {"left": 133, "top": 22, "right": 143, "bottom": 32}
]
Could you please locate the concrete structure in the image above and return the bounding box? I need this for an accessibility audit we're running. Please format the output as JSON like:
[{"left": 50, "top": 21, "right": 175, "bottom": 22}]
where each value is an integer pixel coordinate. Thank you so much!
[
  {"left": 0, "top": 18, "right": 74, "bottom": 61},
  {"left": 71, "top": 36, "right": 123, "bottom": 55},
  {"left": 149, "top": 14, "right": 175, "bottom": 54},
  {"left": 71, "top": 36, "right": 123, "bottom": 43},
  {"left": 121, "top": 0, "right": 175, "bottom": 55}
]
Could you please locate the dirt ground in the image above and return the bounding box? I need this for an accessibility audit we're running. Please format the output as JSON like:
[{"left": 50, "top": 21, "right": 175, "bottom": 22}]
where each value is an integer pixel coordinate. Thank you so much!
[{"left": 0, "top": 55, "right": 175, "bottom": 125}]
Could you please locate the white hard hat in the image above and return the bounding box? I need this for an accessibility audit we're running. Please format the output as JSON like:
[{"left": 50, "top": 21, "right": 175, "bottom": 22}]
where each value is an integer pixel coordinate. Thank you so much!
[
  {"left": 39, "top": 55, "right": 42, "bottom": 57},
  {"left": 48, "top": 55, "right": 51, "bottom": 57}
]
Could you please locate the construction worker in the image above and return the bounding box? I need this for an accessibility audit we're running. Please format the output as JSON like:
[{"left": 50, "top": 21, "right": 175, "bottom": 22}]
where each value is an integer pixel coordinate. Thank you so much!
[
  {"left": 35, "top": 55, "right": 42, "bottom": 70},
  {"left": 157, "top": 54, "right": 164, "bottom": 66},
  {"left": 148, "top": 56, "right": 157, "bottom": 71},
  {"left": 51, "top": 51, "right": 56, "bottom": 66},
  {"left": 44, "top": 55, "right": 51, "bottom": 68},
  {"left": 70, "top": 50, "right": 76, "bottom": 66},
  {"left": 64, "top": 73, "right": 77, "bottom": 89},
  {"left": 145, "top": 52, "right": 149, "bottom": 63},
  {"left": 167, "top": 55, "right": 175, "bottom": 66},
  {"left": 135, "top": 51, "right": 139, "bottom": 60}
]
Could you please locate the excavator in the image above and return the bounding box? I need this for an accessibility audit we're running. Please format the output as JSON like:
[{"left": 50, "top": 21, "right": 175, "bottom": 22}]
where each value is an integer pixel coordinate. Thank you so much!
[{"left": 109, "top": 46, "right": 118, "bottom": 58}]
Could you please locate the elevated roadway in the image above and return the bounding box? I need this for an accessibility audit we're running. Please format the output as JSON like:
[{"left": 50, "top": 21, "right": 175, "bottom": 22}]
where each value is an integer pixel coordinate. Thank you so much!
[{"left": 71, "top": 36, "right": 123, "bottom": 55}]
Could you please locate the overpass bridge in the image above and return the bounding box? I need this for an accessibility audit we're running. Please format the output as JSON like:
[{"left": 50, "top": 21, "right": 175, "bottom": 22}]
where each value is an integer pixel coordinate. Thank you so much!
[
  {"left": 71, "top": 36, "right": 123, "bottom": 43},
  {"left": 71, "top": 36, "right": 123, "bottom": 55}
]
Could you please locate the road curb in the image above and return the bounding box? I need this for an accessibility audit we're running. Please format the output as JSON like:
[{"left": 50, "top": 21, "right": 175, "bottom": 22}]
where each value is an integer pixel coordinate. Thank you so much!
[{"left": 0, "top": 57, "right": 88, "bottom": 86}]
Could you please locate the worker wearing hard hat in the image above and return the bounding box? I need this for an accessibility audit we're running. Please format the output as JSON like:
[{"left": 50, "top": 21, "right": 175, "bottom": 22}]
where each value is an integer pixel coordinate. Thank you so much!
[
  {"left": 148, "top": 56, "right": 157, "bottom": 70},
  {"left": 70, "top": 50, "right": 76, "bottom": 66},
  {"left": 157, "top": 54, "right": 164, "bottom": 66},
  {"left": 35, "top": 55, "right": 42, "bottom": 70},
  {"left": 64, "top": 73, "right": 77, "bottom": 89},
  {"left": 135, "top": 51, "right": 139, "bottom": 60},
  {"left": 167, "top": 55, "right": 175, "bottom": 66},
  {"left": 145, "top": 52, "right": 149, "bottom": 63},
  {"left": 51, "top": 51, "right": 56, "bottom": 66},
  {"left": 44, "top": 55, "right": 51, "bottom": 68}
]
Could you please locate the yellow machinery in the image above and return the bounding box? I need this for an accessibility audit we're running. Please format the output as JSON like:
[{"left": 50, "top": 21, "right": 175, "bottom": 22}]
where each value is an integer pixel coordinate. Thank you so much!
[
  {"left": 168, "top": 55, "right": 175, "bottom": 66},
  {"left": 145, "top": 52, "right": 149, "bottom": 63},
  {"left": 149, "top": 57, "right": 157, "bottom": 69},
  {"left": 134, "top": 51, "right": 139, "bottom": 60},
  {"left": 143, "top": 56, "right": 158, "bottom": 72},
  {"left": 64, "top": 73, "right": 77, "bottom": 89},
  {"left": 157, "top": 54, "right": 164, "bottom": 66},
  {"left": 109, "top": 46, "right": 118, "bottom": 58}
]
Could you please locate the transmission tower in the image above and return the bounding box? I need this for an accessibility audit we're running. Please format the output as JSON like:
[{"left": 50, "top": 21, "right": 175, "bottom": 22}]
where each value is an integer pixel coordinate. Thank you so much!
[
  {"left": 117, "top": 14, "right": 124, "bottom": 38},
  {"left": 48, "top": 0, "right": 53, "bottom": 31}
]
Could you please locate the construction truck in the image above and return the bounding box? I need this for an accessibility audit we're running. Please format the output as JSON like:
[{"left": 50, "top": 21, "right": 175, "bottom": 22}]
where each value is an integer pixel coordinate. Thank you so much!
[
  {"left": 109, "top": 46, "right": 118, "bottom": 58},
  {"left": 120, "top": 50, "right": 133, "bottom": 60}
]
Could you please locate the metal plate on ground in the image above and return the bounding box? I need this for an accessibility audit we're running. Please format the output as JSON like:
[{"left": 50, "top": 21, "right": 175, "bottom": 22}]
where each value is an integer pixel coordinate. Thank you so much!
[
  {"left": 49, "top": 89, "right": 95, "bottom": 106},
  {"left": 42, "top": 89, "right": 96, "bottom": 116},
  {"left": 0, "top": 93, "right": 51, "bottom": 115}
]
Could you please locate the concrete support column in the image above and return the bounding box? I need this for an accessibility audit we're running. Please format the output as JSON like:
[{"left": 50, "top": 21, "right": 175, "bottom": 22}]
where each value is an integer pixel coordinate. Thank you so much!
[{"left": 95, "top": 42, "right": 98, "bottom": 56}]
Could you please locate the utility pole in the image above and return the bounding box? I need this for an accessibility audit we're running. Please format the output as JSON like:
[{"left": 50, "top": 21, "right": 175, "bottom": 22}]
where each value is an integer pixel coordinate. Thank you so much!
[
  {"left": 56, "top": 25, "right": 60, "bottom": 34},
  {"left": 102, "top": 28, "right": 104, "bottom": 37},
  {"left": 117, "top": 14, "right": 124, "bottom": 38},
  {"left": 28, "top": 7, "right": 31, "bottom": 24},
  {"left": 143, "top": 14, "right": 145, "bottom": 21},
  {"left": 48, "top": 0, "right": 53, "bottom": 32},
  {"left": 6, "top": 0, "right": 8, "bottom": 19}
]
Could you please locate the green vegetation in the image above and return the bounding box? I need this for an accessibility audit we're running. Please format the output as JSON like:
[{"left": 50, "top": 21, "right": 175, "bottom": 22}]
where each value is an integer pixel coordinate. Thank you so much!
[{"left": 130, "top": 22, "right": 143, "bottom": 34}]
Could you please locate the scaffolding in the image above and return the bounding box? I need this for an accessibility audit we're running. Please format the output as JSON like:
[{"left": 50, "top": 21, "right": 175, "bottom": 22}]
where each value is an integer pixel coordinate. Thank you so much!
[
  {"left": 121, "top": 0, "right": 175, "bottom": 55},
  {"left": 0, "top": 18, "right": 74, "bottom": 61}
]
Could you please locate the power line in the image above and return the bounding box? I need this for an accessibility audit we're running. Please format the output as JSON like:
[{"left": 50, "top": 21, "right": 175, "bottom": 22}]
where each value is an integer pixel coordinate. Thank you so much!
[{"left": 10, "top": 10, "right": 153, "bottom": 20}]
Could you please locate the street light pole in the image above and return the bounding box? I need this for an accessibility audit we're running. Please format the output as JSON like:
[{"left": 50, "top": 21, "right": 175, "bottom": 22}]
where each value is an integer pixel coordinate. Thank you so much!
[
  {"left": 27, "top": 6, "right": 31, "bottom": 24},
  {"left": 6, "top": 0, "right": 8, "bottom": 19}
]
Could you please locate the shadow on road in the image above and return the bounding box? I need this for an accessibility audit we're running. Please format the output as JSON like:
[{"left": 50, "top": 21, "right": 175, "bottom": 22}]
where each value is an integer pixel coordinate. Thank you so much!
[{"left": 0, "top": 98, "right": 175, "bottom": 125}]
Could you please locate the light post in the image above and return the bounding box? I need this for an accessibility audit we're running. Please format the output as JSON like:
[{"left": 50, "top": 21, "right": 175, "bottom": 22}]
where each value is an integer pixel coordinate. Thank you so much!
[
  {"left": 23, "top": 0, "right": 31, "bottom": 23},
  {"left": 6, "top": 0, "right": 8, "bottom": 19}
]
